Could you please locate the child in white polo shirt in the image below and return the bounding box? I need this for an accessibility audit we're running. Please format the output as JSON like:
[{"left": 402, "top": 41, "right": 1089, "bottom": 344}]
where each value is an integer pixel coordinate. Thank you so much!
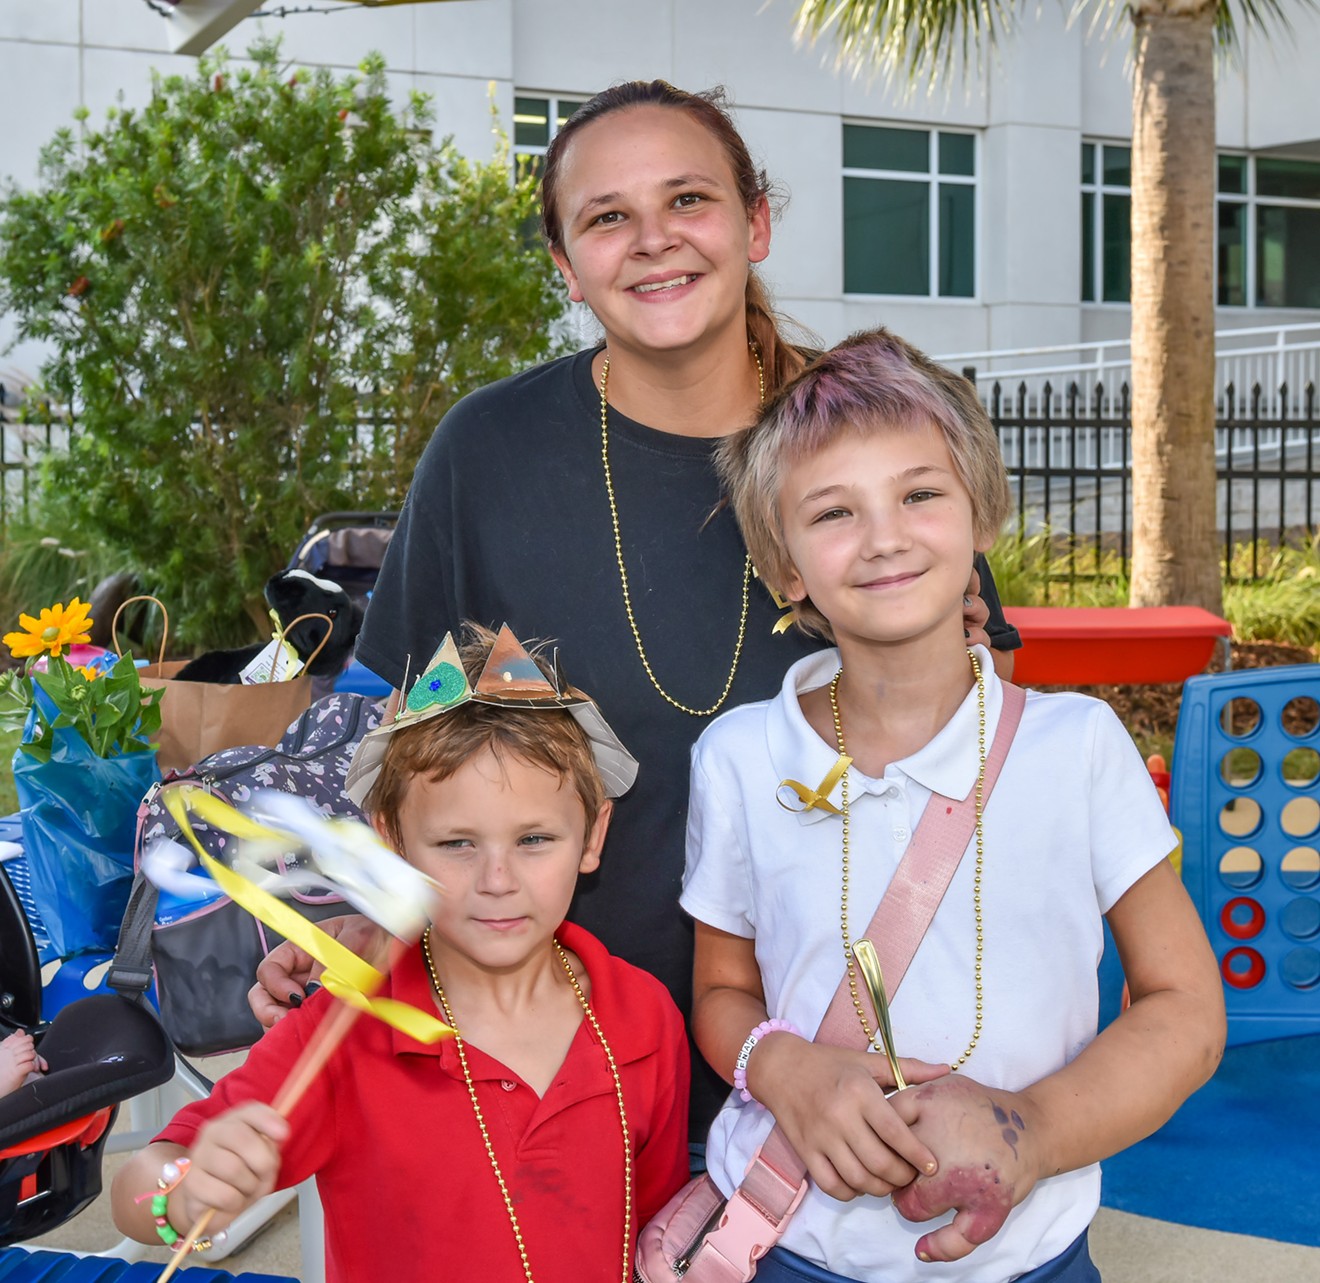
[{"left": 680, "top": 328, "right": 1225, "bottom": 1283}]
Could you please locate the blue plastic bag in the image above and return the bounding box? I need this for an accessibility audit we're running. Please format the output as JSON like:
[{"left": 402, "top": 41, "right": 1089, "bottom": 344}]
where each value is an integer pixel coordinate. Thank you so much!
[{"left": 13, "top": 710, "right": 160, "bottom": 957}]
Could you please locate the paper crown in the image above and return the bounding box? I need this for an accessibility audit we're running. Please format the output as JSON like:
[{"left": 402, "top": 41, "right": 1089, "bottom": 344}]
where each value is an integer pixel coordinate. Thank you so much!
[{"left": 345, "top": 625, "right": 639, "bottom": 807}]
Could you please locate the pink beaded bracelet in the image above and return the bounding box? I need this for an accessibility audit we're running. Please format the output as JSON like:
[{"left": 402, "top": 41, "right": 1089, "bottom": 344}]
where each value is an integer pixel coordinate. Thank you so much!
[{"left": 733, "top": 1018, "right": 801, "bottom": 1104}]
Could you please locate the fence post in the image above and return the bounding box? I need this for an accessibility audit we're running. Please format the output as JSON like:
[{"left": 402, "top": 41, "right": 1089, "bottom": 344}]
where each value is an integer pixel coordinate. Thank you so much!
[
  {"left": 1278, "top": 381, "right": 1289, "bottom": 555},
  {"left": 1250, "top": 382, "right": 1263, "bottom": 579},
  {"left": 1120, "top": 382, "right": 1130, "bottom": 577},
  {"left": 1223, "top": 382, "right": 1236, "bottom": 580},
  {"left": 1307, "top": 382, "right": 1316, "bottom": 536}
]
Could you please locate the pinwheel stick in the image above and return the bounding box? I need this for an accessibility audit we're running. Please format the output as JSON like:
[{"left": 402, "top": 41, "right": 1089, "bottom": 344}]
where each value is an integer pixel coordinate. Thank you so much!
[{"left": 156, "top": 936, "right": 406, "bottom": 1282}]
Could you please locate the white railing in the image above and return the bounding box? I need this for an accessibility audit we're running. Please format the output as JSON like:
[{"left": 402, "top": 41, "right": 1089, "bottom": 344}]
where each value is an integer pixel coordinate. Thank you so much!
[{"left": 938, "top": 323, "right": 1320, "bottom": 417}]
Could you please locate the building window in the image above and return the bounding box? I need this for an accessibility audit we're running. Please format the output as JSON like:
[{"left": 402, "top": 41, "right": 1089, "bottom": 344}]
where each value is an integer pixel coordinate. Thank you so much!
[
  {"left": 843, "top": 124, "right": 976, "bottom": 298},
  {"left": 513, "top": 94, "right": 587, "bottom": 182},
  {"left": 1082, "top": 142, "right": 1320, "bottom": 309},
  {"left": 1079, "top": 142, "right": 1132, "bottom": 304},
  {"left": 1217, "top": 154, "right": 1249, "bottom": 307},
  {"left": 1255, "top": 156, "right": 1320, "bottom": 309}
]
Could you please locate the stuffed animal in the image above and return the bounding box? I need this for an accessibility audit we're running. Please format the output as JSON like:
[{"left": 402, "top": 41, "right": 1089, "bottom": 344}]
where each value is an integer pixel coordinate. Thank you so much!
[{"left": 174, "top": 570, "right": 364, "bottom": 684}]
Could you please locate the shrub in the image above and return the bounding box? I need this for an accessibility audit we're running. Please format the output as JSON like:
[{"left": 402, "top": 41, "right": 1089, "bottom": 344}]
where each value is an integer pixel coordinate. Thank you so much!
[{"left": 0, "top": 41, "right": 567, "bottom": 645}]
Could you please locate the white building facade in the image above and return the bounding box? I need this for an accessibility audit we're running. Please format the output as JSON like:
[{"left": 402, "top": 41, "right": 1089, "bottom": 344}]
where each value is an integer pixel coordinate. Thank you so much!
[{"left": 2, "top": 0, "right": 1318, "bottom": 377}]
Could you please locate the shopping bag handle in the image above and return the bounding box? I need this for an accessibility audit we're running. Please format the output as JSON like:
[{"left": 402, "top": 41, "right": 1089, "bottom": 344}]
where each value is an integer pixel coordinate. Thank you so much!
[
  {"left": 271, "top": 612, "right": 333, "bottom": 680},
  {"left": 111, "top": 594, "right": 169, "bottom": 668}
]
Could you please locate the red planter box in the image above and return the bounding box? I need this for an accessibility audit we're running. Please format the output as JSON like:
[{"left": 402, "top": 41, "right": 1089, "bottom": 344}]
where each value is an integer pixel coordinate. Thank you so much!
[{"left": 1004, "top": 606, "right": 1233, "bottom": 686}]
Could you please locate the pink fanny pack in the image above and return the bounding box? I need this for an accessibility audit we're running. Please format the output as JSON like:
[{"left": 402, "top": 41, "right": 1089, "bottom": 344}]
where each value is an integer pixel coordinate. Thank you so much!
[{"left": 635, "top": 682, "right": 1025, "bottom": 1283}]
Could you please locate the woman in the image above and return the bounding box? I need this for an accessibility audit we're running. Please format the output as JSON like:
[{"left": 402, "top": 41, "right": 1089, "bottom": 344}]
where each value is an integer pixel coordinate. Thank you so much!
[{"left": 255, "top": 81, "right": 1020, "bottom": 1132}]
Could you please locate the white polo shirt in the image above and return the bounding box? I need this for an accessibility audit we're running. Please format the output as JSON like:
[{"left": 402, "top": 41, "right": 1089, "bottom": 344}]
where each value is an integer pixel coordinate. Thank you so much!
[{"left": 681, "top": 646, "right": 1176, "bottom": 1282}]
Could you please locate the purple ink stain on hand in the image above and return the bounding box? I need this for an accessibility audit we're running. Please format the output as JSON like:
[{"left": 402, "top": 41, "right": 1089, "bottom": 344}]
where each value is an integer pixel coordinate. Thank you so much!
[
  {"left": 1011, "top": 1110, "right": 1025, "bottom": 1129},
  {"left": 895, "top": 1163, "right": 1013, "bottom": 1247},
  {"left": 992, "top": 1104, "right": 1009, "bottom": 1125}
]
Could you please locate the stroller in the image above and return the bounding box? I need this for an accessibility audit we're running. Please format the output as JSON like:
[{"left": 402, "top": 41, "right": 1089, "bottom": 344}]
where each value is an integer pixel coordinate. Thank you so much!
[
  {"left": 285, "top": 512, "right": 396, "bottom": 699},
  {"left": 0, "top": 850, "right": 304, "bottom": 1282},
  {"left": 0, "top": 859, "right": 173, "bottom": 1245}
]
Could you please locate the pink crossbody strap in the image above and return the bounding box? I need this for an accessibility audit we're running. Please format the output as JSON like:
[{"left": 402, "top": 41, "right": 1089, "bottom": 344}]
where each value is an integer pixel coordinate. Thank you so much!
[
  {"left": 815, "top": 680, "right": 1027, "bottom": 1046},
  {"left": 690, "top": 682, "right": 1027, "bottom": 1282}
]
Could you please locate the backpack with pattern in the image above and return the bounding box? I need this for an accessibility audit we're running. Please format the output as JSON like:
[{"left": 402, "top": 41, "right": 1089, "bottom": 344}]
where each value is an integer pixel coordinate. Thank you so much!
[{"left": 109, "top": 692, "right": 384, "bottom": 1056}]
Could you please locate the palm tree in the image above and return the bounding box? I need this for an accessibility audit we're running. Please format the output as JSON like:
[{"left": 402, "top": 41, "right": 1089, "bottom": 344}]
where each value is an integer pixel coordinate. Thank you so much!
[{"left": 794, "top": 0, "right": 1297, "bottom": 615}]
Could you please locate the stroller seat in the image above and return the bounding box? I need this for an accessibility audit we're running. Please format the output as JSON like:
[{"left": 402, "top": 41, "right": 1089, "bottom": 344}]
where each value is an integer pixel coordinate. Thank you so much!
[
  {"left": 0, "top": 995, "right": 172, "bottom": 1245},
  {"left": 1, "top": 854, "right": 175, "bottom": 1247},
  {"left": 288, "top": 511, "right": 396, "bottom": 700}
]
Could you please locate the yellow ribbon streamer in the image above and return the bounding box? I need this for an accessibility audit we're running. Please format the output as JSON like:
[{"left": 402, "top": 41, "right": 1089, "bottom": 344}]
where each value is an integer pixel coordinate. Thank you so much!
[
  {"left": 777, "top": 753, "right": 853, "bottom": 816},
  {"left": 162, "top": 787, "right": 451, "bottom": 1044}
]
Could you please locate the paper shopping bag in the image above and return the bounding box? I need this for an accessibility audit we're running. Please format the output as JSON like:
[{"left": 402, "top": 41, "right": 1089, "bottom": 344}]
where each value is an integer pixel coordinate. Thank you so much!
[{"left": 113, "top": 596, "right": 330, "bottom": 773}]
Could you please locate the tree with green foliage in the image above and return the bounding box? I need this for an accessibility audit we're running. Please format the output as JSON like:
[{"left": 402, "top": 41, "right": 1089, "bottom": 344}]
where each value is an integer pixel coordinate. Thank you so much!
[
  {"left": 0, "top": 41, "right": 567, "bottom": 646},
  {"left": 795, "top": 0, "right": 1302, "bottom": 616}
]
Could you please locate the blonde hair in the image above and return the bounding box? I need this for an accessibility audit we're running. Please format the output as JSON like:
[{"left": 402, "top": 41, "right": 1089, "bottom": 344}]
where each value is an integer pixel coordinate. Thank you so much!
[
  {"left": 366, "top": 625, "right": 606, "bottom": 850},
  {"left": 719, "top": 327, "right": 1011, "bottom": 640}
]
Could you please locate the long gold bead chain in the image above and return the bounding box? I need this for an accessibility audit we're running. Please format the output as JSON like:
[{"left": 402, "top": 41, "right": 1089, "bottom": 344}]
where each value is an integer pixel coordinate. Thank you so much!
[
  {"left": 598, "top": 348, "right": 762, "bottom": 717},
  {"left": 423, "top": 930, "right": 633, "bottom": 1283},
  {"left": 830, "top": 649, "right": 988, "bottom": 1070}
]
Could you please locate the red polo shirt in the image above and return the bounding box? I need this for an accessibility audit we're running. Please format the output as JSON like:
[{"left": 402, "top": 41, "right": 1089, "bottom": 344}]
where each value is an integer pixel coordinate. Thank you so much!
[{"left": 159, "top": 922, "right": 690, "bottom": 1283}]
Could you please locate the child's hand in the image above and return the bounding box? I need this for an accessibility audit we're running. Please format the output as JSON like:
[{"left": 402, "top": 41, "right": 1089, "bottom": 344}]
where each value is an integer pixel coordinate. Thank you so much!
[
  {"left": 0, "top": 1030, "right": 46, "bottom": 1094},
  {"left": 962, "top": 566, "right": 992, "bottom": 650},
  {"left": 171, "top": 1103, "right": 290, "bottom": 1233},
  {"left": 887, "top": 1075, "right": 1042, "bottom": 1263},
  {"left": 249, "top": 914, "right": 382, "bottom": 1028},
  {"left": 748, "top": 1034, "right": 949, "bottom": 1201}
]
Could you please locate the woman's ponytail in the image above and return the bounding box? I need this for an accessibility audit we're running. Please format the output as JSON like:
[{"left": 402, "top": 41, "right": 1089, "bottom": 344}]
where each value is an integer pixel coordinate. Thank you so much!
[{"left": 745, "top": 272, "right": 807, "bottom": 399}]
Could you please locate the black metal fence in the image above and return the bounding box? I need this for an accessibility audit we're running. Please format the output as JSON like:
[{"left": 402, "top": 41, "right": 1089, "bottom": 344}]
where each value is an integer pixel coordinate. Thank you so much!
[
  {"left": 984, "top": 378, "right": 1320, "bottom": 583},
  {"left": 5, "top": 379, "right": 1319, "bottom": 584},
  {"left": 0, "top": 386, "right": 71, "bottom": 529}
]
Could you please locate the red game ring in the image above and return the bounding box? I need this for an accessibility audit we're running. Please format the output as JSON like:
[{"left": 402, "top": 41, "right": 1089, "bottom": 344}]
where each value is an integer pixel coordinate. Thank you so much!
[
  {"left": 1220, "top": 896, "right": 1266, "bottom": 940},
  {"left": 1221, "top": 947, "right": 1266, "bottom": 989}
]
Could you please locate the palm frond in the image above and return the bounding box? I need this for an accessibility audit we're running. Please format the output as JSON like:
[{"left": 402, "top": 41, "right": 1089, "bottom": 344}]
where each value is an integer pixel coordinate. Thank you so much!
[
  {"left": 1215, "top": 0, "right": 1311, "bottom": 49},
  {"left": 794, "top": 0, "right": 1021, "bottom": 86},
  {"left": 795, "top": 0, "right": 1313, "bottom": 85}
]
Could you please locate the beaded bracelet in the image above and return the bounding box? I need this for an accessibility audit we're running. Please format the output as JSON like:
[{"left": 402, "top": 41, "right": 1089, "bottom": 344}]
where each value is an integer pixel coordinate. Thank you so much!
[
  {"left": 134, "top": 1157, "right": 219, "bottom": 1253},
  {"left": 733, "top": 1018, "right": 801, "bottom": 1104}
]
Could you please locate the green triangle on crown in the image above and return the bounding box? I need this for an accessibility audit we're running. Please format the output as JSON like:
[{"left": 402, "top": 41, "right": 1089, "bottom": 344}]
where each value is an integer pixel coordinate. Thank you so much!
[{"left": 405, "top": 633, "right": 471, "bottom": 714}]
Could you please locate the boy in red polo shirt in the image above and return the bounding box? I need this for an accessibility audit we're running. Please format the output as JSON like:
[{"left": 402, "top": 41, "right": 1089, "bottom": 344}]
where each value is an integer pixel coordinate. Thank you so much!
[{"left": 112, "top": 625, "right": 689, "bottom": 1283}]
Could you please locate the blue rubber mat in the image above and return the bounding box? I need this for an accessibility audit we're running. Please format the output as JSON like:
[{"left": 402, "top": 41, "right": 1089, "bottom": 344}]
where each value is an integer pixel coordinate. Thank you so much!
[
  {"left": 1097, "top": 920, "right": 1320, "bottom": 1246},
  {"left": 1099, "top": 1032, "right": 1320, "bottom": 1246},
  {"left": 0, "top": 1250, "right": 296, "bottom": 1282}
]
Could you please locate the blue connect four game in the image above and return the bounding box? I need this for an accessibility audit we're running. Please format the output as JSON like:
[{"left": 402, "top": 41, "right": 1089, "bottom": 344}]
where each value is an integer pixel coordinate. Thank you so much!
[{"left": 1172, "top": 663, "right": 1320, "bottom": 1045}]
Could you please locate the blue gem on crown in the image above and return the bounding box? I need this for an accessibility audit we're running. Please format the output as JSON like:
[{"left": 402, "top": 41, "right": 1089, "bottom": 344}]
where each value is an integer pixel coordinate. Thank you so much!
[{"left": 406, "top": 660, "right": 468, "bottom": 713}]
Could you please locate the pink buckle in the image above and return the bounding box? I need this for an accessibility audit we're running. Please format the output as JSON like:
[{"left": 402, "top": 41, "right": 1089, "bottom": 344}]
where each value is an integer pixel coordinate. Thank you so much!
[{"left": 698, "top": 1180, "right": 808, "bottom": 1282}]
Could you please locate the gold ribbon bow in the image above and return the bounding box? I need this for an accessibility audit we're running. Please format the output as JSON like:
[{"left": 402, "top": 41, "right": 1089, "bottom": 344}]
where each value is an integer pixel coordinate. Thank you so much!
[
  {"left": 755, "top": 569, "right": 798, "bottom": 636},
  {"left": 163, "top": 788, "right": 451, "bottom": 1044},
  {"left": 777, "top": 753, "right": 852, "bottom": 816}
]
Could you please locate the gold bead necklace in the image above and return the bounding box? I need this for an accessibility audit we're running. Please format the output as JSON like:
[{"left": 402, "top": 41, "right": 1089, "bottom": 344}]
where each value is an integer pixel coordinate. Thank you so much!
[
  {"left": 422, "top": 929, "right": 633, "bottom": 1283},
  {"left": 830, "top": 648, "right": 988, "bottom": 1070},
  {"left": 597, "top": 347, "right": 762, "bottom": 717}
]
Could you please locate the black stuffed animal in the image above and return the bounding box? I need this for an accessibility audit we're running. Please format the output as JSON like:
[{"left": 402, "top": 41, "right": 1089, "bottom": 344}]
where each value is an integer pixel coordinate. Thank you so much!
[{"left": 174, "top": 570, "right": 364, "bottom": 684}]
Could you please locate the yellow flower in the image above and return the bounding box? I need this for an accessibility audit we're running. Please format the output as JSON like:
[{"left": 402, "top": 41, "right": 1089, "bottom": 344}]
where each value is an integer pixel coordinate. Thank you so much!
[
  {"left": 74, "top": 664, "right": 100, "bottom": 680},
  {"left": 3, "top": 598, "right": 95, "bottom": 659}
]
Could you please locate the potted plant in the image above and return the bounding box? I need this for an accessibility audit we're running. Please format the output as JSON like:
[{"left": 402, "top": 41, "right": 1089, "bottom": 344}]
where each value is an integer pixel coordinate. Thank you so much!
[{"left": 0, "top": 597, "right": 163, "bottom": 955}]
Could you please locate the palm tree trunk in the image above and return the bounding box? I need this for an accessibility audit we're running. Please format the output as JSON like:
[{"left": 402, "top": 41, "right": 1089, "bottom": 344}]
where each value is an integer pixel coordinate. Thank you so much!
[{"left": 1128, "top": 2, "right": 1223, "bottom": 613}]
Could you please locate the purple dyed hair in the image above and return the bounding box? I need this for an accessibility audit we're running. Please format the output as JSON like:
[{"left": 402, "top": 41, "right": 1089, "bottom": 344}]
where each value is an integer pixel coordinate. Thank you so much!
[{"left": 717, "top": 327, "right": 1011, "bottom": 640}]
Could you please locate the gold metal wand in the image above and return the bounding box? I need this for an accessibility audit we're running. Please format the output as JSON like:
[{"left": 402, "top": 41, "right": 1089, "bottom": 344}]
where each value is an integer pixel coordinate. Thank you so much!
[{"left": 850, "top": 939, "right": 907, "bottom": 1091}]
